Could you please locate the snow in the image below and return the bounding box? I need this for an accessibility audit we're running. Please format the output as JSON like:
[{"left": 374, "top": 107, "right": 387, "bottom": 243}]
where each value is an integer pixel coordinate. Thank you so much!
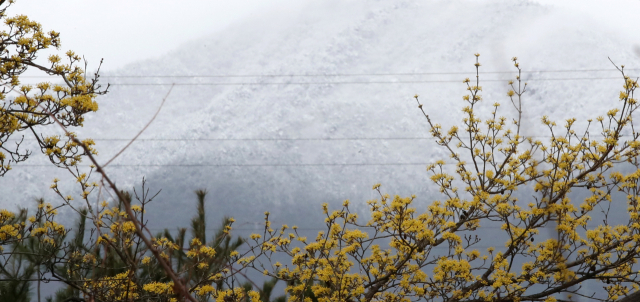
[
  {"left": 2, "top": 0, "right": 639, "bottom": 255},
  {"left": 6, "top": 0, "right": 640, "bottom": 298}
]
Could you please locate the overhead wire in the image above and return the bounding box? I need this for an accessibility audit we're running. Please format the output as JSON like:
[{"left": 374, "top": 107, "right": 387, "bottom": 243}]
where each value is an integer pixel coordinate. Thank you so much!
[
  {"left": 11, "top": 70, "right": 633, "bottom": 240},
  {"left": 16, "top": 163, "right": 446, "bottom": 167},
  {"left": 147, "top": 225, "right": 606, "bottom": 231},
  {"left": 9, "top": 134, "right": 623, "bottom": 142},
  {"left": 12, "top": 69, "right": 638, "bottom": 168},
  {"left": 19, "top": 68, "right": 639, "bottom": 87},
  {"left": 19, "top": 68, "right": 640, "bottom": 78},
  {"left": 10, "top": 137, "right": 437, "bottom": 142},
  {"left": 10, "top": 134, "right": 632, "bottom": 168},
  {"left": 105, "top": 77, "right": 629, "bottom": 86}
]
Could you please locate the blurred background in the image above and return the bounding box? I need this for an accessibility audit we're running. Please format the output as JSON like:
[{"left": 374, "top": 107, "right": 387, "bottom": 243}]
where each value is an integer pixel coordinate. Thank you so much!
[{"left": 3, "top": 0, "right": 640, "bottom": 280}]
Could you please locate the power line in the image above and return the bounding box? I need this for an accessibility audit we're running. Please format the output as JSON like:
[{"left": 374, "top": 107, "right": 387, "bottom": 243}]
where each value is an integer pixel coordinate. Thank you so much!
[
  {"left": 8, "top": 134, "right": 625, "bottom": 142},
  {"left": 20, "top": 68, "right": 640, "bottom": 78},
  {"left": 16, "top": 163, "right": 438, "bottom": 168},
  {"left": 13, "top": 137, "right": 436, "bottom": 142},
  {"left": 105, "top": 77, "right": 628, "bottom": 86},
  {"left": 147, "top": 225, "right": 606, "bottom": 231}
]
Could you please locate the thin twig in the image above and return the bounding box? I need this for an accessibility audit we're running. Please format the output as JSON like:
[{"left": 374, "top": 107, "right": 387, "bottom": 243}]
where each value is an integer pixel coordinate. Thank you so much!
[
  {"left": 36, "top": 89, "right": 197, "bottom": 302},
  {"left": 103, "top": 84, "right": 174, "bottom": 167}
]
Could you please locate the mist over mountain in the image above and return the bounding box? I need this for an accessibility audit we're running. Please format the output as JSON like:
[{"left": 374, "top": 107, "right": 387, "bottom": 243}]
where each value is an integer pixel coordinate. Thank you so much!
[{"left": 3, "top": 0, "right": 640, "bottom": 240}]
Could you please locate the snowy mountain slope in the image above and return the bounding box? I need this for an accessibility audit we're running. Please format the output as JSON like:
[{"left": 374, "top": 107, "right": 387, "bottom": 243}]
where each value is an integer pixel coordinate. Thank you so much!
[{"left": 2, "top": 0, "right": 640, "bottom": 232}]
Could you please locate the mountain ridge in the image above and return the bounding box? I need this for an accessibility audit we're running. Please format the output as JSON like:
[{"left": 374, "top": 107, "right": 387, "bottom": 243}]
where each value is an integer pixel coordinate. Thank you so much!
[{"left": 3, "top": 0, "right": 639, "bottom": 229}]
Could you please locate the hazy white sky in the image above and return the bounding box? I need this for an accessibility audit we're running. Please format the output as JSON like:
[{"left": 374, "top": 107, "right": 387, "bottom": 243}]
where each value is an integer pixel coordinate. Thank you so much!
[
  {"left": 534, "top": 0, "right": 640, "bottom": 43},
  {"left": 12, "top": 0, "right": 300, "bottom": 72},
  {"left": 12, "top": 0, "right": 640, "bottom": 72}
]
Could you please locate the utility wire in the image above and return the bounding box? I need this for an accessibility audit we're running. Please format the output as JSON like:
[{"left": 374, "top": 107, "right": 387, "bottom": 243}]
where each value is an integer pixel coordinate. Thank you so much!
[
  {"left": 12, "top": 137, "right": 436, "bottom": 142},
  {"left": 20, "top": 68, "right": 640, "bottom": 78},
  {"left": 9, "top": 135, "right": 630, "bottom": 142},
  {"left": 147, "top": 225, "right": 605, "bottom": 231},
  {"left": 17, "top": 163, "right": 441, "bottom": 167},
  {"left": 104, "top": 77, "right": 629, "bottom": 86}
]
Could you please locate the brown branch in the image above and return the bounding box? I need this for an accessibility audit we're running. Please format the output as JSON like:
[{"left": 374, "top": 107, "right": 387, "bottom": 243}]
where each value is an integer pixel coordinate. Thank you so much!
[
  {"left": 37, "top": 96, "right": 197, "bottom": 302},
  {"left": 103, "top": 84, "right": 174, "bottom": 167},
  {"left": 617, "top": 290, "right": 640, "bottom": 302}
]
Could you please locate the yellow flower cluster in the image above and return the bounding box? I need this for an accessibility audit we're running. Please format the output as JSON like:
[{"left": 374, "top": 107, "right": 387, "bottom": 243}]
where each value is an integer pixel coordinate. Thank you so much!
[
  {"left": 84, "top": 271, "right": 138, "bottom": 301},
  {"left": 243, "top": 57, "right": 640, "bottom": 301},
  {"left": 142, "top": 281, "right": 173, "bottom": 295}
]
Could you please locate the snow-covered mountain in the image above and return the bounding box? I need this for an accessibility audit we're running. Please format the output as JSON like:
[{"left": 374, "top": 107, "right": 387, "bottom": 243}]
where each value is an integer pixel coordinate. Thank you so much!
[{"left": 3, "top": 0, "right": 640, "bottom": 233}]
